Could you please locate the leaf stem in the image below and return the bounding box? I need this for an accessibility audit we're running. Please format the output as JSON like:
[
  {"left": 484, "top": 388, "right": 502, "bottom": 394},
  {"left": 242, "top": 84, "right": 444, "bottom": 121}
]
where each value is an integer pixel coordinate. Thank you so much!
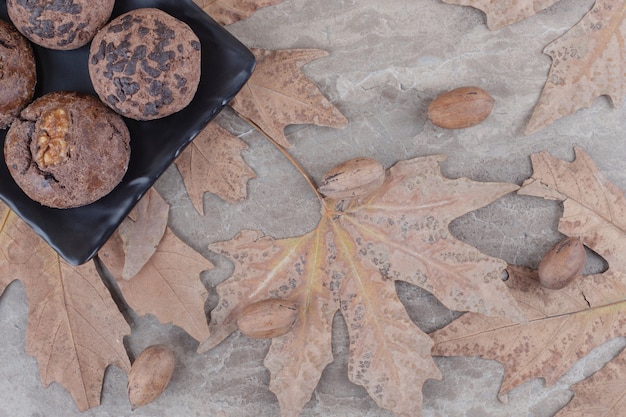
[{"left": 238, "top": 114, "right": 328, "bottom": 207}]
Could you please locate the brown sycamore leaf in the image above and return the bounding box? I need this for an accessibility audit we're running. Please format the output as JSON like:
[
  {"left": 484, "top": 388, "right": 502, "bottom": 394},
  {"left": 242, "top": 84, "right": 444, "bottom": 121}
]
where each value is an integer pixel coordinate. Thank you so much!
[
  {"left": 99, "top": 226, "right": 213, "bottom": 343},
  {"left": 0, "top": 229, "right": 11, "bottom": 296},
  {"left": 431, "top": 265, "right": 626, "bottom": 399},
  {"left": 0, "top": 202, "right": 131, "bottom": 411},
  {"left": 431, "top": 147, "right": 626, "bottom": 402},
  {"left": 526, "top": 0, "right": 626, "bottom": 134},
  {"left": 119, "top": 188, "right": 169, "bottom": 280},
  {"left": 230, "top": 48, "right": 348, "bottom": 149},
  {"left": 194, "top": 0, "right": 285, "bottom": 26},
  {"left": 518, "top": 147, "right": 626, "bottom": 266},
  {"left": 175, "top": 122, "right": 256, "bottom": 215},
  {"left": 446, "top": 0, "right": 625, "bottom": 134},
  {"left": 199, "top": 155, "right": 524, "bottom": 417},
  {"left": 555, "top": 347, "right": 626, "bottom": 416},
  {"left": 442, "top": 0, "right": 560, "bottom": 30}
]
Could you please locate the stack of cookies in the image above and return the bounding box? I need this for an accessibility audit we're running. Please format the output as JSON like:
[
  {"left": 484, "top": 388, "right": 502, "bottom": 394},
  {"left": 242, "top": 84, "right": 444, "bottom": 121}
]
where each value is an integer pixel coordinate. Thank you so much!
[{"left": 1, "top": 1, "right": 202, "bottom": 208}]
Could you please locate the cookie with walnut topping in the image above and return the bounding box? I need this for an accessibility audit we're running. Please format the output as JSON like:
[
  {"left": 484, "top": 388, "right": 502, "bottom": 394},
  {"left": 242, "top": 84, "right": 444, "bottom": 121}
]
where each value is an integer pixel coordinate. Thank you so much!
[
  {"left": 6, "top": 0, "right": 114, "bottom": 50},
  {"left": 4, "top": 92, "right": 130, "bottom": 208},
  {"left": 88, "top": 8, "right": 201, "bottom": 121}
]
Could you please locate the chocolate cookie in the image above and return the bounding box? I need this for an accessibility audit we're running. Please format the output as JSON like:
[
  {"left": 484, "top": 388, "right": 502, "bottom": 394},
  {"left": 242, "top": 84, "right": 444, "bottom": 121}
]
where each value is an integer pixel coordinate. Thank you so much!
[
  {"left": 0, "top": 19, "right": 36, "bottom": 129},
  {"left": 6, "top": 0, "right": 114, "bottom": 50},
  {"left": 88, "top": 8, "right": 201, "bottom": 121},
  {"left": 4, "top": 92, "right": 131, "bottom": 208}
]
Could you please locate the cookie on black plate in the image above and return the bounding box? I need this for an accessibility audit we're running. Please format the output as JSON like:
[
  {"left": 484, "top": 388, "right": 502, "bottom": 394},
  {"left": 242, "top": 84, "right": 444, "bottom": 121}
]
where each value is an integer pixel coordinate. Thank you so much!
[
  {"left": 88, "top": 8, "right": 201, "bottom": 121},
  {"left": 4, "top": 91, "right": 131, "bottom": 208},
  {"left": 0, "top": 19, "right": 36, "bottom": 129},
  {"left": 7, "top": 0, "right": 114, "bottom": 50}
]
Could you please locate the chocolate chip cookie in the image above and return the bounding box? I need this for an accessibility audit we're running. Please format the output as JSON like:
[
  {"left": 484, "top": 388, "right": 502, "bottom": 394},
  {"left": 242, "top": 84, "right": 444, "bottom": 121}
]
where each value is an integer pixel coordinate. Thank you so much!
[
  {"left": 4, "top": 91, "right": 131, "bottom": 208},
  {"left": 6, "top": 0, "right": 114, "bottom": 50},
  {"left": 88, "top": 8, "right": 201, "bottom": 121},
  {"left": 0, "top": 19, "right": 36, "bottom": 129}
]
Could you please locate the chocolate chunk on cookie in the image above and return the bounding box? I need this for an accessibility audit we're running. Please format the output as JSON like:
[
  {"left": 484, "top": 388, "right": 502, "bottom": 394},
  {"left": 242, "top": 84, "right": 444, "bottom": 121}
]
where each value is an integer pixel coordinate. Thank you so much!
[
  {"left": 4, "top": 92, "right": 130, "bottom": 208},
  {"left": 0, "top": 19, "right": 36, "bottom": 129},
  {"left": 89, "top": 8, "right": 201, "bottom": 121},
  {"left": 7, "top": 0, "right": 114, "bottom": 50}
]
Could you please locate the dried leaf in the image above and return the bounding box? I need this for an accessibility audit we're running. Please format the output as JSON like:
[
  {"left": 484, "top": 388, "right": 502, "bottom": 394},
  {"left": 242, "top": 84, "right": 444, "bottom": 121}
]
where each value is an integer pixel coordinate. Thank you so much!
[
  {"left": 119, "top": 188, "right": 169, "bottom": 280},
  {"left": 99, "top": 227, "right": 213, "bottom": 343},
  {"left": 194, "top": 0, "right": 285, "bottom": 26},
  {"left": 431, "top": 265, "right": 626, "bottom": 399},
  {"left": 199, "top": 155, "right": 523, "bottom": 417},
  {"left": 230, "top": 48, "right": 348, "bottom": 149},
  {"left": 0, "top": 272, "right": 9, "bottom": 297},
  {"left": 175, "top": 122, "right": 256, "bottom": 215},
  {"left": 525, "top": 0, "right": 626, "bottom": 134},
  {"left": 431, "top": 148, "right": 626, "bottom": 402},
  {"left": 0, "top": 204, "right": 11, "bottom": 297},
  {"left": 555, "top": 348, "right": 626, "bottom": 416},
  {"left": 519, "top": 147, "right": 626, "bottom": 269},
  {"left": 0, "top": 203, "right": 130, "bottom": 411},
  {"left": 442, "top": 0, "right": 560, "bottom": 30}
]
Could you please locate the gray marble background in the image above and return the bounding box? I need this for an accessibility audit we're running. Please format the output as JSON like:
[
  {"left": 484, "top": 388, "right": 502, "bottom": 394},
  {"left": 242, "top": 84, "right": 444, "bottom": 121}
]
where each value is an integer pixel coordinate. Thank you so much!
[{"left": 2, "top": 0, "right": 626, "bottom": 416}]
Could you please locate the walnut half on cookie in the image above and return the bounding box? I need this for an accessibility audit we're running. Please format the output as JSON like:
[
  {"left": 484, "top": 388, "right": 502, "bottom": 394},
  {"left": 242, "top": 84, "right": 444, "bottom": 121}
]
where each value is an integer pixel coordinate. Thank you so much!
[{"left": 4, "top": 92, "right": 130, "bottom": 209}]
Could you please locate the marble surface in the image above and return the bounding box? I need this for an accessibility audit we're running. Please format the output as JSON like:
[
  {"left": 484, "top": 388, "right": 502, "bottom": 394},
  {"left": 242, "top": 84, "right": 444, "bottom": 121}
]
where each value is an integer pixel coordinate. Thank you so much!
[{"left": 2, "top": 0, "right": 626, "bottom": 416}]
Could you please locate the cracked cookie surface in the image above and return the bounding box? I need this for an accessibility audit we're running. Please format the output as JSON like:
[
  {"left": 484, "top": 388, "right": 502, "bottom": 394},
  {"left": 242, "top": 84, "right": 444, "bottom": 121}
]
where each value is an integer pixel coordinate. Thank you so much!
[
  {"left": 4, "top": 91, "right": 130, "bottom": 208},
  {"left": 0, "top": 19, "right": 36, "bottom": 129},
  {"left": 7, "top": 0, "right": 114, "bottom": 50},
  {"left": 88, "top": 8, "right": 201, "bottom": 121}
]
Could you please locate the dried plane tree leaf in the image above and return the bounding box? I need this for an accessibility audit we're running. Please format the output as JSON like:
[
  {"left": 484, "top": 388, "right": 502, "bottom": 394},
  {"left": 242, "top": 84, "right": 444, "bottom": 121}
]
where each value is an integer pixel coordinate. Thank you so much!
[
  {"left": 175, "top": 122, "right": 256, "bottom": 215},
  {"left": 99, "top": 227, "right": 213, "bottom": 343},
  {"left": 0, "top": 203, "right": 131, "bottom": 411},
  {"left": 431, "top": 148, "right": 626, "bottom": 404},
  {"left": 555, "top": 348, "right": 626, "bottom": 416},
  {"left": 518, "top": 147, "right": 626, "bottom": 266},
  {"left": 442, "top": 0, "right": 560, "bottom": 30},
  {"left": 446, "top": 0, "right": 625, "bottom": 134},
  {"left": 194, "top": 0, "right": 285, "bottom": 26},
  {"left": 230, "top": 48, "right": 348, "bottom": 149},
  {"left": 119, "top": 188, "right": 169, "bottom": 280},
  {"left": 0, "top": 206, "right": 11, "bottom": 296},
  {"left": 199, "top": 155, "right": 524, "bottom": 417},
  {"left": 431, "top": 265, "right": 626, "bottom": 399},
  {"left": 0, "top": 274, "right": 9, "bottom": 297},
  {"left": 525, "top": 0, "right": 626, "bottom": 134},
  {"left": 111, "top": 188, "right": 212, "bottom": 343}
]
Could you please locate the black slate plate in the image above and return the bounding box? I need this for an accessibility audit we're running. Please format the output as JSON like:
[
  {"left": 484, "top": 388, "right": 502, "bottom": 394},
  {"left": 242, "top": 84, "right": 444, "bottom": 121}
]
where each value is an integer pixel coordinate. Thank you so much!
[{"left": 0, "top": 0, "right": 255, "bottom": 265}]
